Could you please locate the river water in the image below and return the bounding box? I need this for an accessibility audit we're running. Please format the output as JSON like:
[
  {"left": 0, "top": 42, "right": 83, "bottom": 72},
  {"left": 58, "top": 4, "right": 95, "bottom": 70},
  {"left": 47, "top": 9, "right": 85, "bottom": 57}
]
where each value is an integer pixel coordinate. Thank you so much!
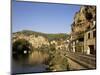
[{"left": 12, "top": 51, "right": 49, "bottom": 74}]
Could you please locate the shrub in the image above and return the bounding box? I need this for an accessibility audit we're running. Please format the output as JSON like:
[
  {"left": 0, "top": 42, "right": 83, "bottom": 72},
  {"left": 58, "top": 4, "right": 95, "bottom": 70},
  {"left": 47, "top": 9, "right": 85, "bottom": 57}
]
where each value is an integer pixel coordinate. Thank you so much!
[{"left": 12, "top": 39, "right": 33, "bottom": 55}]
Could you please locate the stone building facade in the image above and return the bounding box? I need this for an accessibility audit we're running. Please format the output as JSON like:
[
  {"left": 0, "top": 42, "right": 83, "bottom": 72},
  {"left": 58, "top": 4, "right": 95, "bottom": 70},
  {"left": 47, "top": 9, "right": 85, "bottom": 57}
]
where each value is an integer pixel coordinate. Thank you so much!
[
  {"left": 69, "top": 6, "right": 96, "bottom": 55},
  {"left": 84, "top": 21, "right": 96, "bottom": 55}
]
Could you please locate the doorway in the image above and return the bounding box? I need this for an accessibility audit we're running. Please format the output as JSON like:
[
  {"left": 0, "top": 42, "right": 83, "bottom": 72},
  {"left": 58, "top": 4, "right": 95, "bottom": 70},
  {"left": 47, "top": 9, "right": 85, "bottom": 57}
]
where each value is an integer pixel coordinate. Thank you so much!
[{"left": 89, "top": 45, "right": 95, "bottom": 55}]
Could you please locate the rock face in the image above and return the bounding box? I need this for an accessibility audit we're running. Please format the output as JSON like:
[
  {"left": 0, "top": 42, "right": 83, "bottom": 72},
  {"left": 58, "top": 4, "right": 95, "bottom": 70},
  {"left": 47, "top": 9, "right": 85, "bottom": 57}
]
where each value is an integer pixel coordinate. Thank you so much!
[
  {"left": 71, "top": 6, "right": 96, "bottom": 36},
  {"left": 12, "top": 31, "right": 50, "bottom": 48},
  {"left": 12, "top": 30, "right": 69, "bottom": 51}
]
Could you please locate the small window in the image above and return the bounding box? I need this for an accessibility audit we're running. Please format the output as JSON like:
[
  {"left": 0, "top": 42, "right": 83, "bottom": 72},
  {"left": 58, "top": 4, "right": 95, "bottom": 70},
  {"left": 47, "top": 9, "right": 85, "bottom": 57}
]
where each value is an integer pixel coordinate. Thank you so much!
[
  {"left": 93, "top": 31, "right": 96, "bottom": 38},
  {"left": 79, "top": 38, "right": 84, "bottom": 42},
  {"left": 88, "top": 33, "right": 90, "bottom": 39}
]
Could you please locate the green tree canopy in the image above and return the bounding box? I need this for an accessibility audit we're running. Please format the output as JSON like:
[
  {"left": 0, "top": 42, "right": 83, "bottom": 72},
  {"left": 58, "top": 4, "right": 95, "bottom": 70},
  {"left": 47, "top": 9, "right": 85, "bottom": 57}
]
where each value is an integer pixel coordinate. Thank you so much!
[{"left": 13, "top": 39, "right": 33, "bottom": 55}]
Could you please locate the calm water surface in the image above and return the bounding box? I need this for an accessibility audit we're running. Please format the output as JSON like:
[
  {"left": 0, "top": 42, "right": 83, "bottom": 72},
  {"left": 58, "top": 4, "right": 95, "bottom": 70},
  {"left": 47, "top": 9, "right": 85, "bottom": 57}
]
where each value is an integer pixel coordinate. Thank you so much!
[{"left": 12, "top": 51, "right": 49, "bottom": 74}]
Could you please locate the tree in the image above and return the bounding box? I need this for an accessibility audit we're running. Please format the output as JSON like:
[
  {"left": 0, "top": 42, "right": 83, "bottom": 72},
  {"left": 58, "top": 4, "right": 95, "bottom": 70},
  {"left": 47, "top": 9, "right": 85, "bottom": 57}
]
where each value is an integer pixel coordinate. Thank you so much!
[{"left": 13, "top": 39, "right": 33, "bottom": 55}]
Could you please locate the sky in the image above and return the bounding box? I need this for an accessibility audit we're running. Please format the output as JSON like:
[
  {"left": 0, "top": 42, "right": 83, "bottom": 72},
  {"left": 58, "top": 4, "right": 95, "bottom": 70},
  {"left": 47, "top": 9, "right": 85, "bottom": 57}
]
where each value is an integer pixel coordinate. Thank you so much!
[{"left": 12, "top": 0, "right": 80, "bottom": 33}]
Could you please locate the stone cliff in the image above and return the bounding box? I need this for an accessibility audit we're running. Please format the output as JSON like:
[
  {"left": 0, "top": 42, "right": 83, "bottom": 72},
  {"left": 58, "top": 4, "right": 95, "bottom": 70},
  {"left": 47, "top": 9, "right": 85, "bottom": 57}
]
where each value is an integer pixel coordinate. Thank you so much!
[
  {"left": 71, "top": 6, "right": 96, "bottom": 37},
  {"left": 12, "top": 30, "right": 50, "bottom": 48}
]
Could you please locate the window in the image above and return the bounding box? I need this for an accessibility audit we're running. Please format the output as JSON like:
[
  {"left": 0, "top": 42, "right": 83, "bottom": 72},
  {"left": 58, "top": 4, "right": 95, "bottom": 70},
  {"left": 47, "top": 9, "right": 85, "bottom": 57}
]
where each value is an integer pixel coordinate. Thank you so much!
[
  {"left": 88, "top": 33, "right": 90, "bottom": 39},
  {"left": 79, "top": 37, "right": 84, "bottom": 42},
  {"left": 93, "top": 31, "right": 96, "bottom": 38}
]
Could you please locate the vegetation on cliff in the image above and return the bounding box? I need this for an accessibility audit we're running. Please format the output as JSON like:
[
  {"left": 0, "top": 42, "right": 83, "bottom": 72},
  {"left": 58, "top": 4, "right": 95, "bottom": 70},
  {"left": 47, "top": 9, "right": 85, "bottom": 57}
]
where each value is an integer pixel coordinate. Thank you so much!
[{"left": 13, "top": 30, "right": 69, "bottom": 41}]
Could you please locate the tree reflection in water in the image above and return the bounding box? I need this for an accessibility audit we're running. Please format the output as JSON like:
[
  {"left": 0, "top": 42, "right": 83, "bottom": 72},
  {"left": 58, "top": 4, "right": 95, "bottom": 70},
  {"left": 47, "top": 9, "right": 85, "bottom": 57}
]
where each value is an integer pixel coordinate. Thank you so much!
[{"left": 12, "top": 50, "right": 49, "bottom": 74}]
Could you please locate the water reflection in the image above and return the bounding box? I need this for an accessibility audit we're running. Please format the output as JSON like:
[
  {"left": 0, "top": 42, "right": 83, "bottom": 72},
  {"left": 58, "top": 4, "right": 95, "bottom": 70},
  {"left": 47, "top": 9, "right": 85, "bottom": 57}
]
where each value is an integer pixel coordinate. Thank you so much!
[{"left": 12, "top": 50, "right": 49, "bottom": 74}]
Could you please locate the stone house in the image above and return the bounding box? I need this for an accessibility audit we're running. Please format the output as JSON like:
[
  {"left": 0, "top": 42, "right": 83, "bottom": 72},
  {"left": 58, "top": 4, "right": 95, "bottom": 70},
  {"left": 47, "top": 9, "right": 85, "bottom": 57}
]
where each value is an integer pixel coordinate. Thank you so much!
[
  {"left": 69, "top": 22, "right": 96, "bottom": 55},
  {"left": 69, "top": 6, "right": 96, "bottom": 55},
  {"left": 69, "top": 33, "right": 84, "bottom": 53},
  {"left": 84, "top": 21, "right": 96, "bottom": 55}
]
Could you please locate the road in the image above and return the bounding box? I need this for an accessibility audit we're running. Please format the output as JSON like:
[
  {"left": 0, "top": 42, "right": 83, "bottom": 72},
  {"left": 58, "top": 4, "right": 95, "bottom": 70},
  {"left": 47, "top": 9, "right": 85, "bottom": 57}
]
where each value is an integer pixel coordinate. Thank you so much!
[{"left": 65, "top": 52, "right": 96, "bottom": 70}]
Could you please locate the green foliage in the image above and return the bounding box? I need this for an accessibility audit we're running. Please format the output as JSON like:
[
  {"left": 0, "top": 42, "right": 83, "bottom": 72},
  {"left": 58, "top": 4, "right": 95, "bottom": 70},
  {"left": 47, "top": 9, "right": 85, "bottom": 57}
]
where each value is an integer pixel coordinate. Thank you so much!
[
  {"left": 48, "top": 53, "right": 69, "bottom": 71},
  {"left": 46, "top": 43, "right": 70, "bottom": 71},
  {"left": 13, "top": 39, "right": 33, "bottom": 55},
  {"left": 46, "top": 33, "right": 69, "bottom": 41}
]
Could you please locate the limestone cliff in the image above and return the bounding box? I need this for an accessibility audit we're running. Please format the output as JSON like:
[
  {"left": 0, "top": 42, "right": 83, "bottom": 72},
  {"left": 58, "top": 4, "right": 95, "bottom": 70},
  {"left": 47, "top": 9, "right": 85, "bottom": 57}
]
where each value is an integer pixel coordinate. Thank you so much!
[
  {"left": 12, "top": 30, "right": 50, "bottom": 48},
  {"left": 12, "top": 30, "right": 69, "bottom": 49},
  {"left": 71, "top": 6, "right": 96, "bottom": 39}
]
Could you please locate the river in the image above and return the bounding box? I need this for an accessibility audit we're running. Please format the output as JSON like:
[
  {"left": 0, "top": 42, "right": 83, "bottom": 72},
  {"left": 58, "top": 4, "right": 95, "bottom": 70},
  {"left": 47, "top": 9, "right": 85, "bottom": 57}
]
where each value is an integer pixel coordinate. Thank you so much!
[{"left": 12, "top": 51, "right": 49, "bottom": 74}]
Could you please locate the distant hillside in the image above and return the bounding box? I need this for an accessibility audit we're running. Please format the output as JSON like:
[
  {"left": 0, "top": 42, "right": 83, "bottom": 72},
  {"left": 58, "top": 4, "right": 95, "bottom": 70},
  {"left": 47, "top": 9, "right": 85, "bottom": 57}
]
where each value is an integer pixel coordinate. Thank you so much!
[
  {"left": 13, "top": 30, "right": 69, "bottom": 41},
  {"left": 13, "top": 30, "right": 46, "bottom": 37},
  {"left": 46, "top": 33, "right": 69, "bottom": 41}
]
